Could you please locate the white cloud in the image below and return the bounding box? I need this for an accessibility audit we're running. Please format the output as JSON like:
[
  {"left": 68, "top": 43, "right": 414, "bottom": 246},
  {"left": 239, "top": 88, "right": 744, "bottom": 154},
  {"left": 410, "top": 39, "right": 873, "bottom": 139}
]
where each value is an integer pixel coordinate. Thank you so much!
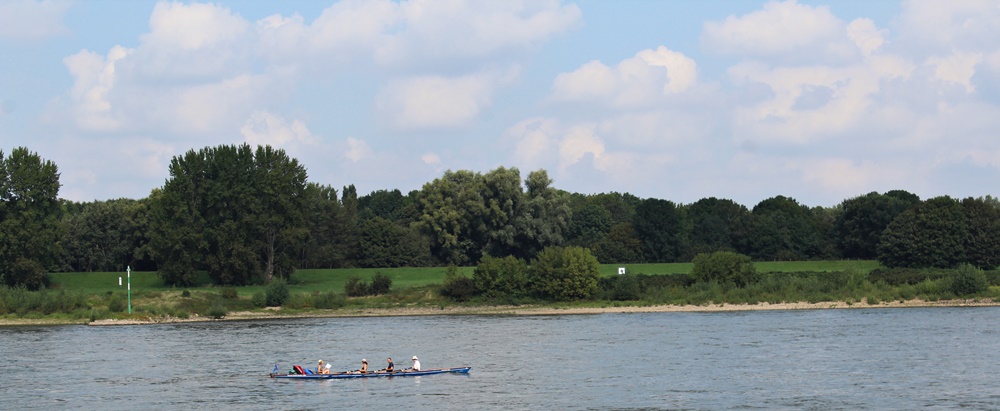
[
  {"left": 343, "top": 137, "right": 373, "bottom": 162},
  {"left": 846, "top": 18, "right": 885, "bottom": 56},
  {"left": 926, "top": 51, "right": 983, "bottom": 93},
  {"left": 0, "top": 0, "right": 70, "bottom": 41},
  {"left": 421, "top": 152, "right": 441, "bottom": 165},
  {"left": 551, "top": 46, "right": 697, "bottom": 107},
  {"left": 377, "top": 72, "right": 499, "bottom": 130},
  {"left": 135, "top": 2, "right": 253, "bottom": 80},
  {"left": 702, "top": 0, "right": 855, "bottom": 62},
  {"left": 241, "top": 111, "right": 316, "bottom": 148},
  {"left": 559, "top": 125, "right": 605, "bottom": 171},
  {"left": 62, "top": 46, "right": 130, "bottom": 131},
  {"left": 893, "top": 0, "right": 1000, "bottom": 56}
]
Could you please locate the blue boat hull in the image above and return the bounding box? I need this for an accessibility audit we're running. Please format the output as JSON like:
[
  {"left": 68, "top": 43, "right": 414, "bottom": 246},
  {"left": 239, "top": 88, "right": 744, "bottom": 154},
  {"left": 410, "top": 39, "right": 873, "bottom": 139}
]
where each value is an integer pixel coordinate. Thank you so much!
[{"left": 270, "top": 366, "right": 471, "bottom": 379}]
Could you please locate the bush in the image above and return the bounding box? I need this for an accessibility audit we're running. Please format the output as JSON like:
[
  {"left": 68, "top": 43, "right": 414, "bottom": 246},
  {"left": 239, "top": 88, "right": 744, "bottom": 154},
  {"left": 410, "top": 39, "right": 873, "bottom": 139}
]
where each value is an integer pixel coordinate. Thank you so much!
[
  {"left": 181, "top": 290, "right": 191, "bottom": 298},
  {"left": 529, "top": 246, "right": 601, "bottom": 301},
  {"left": 369, "top": 272, "right": 392, "bottom": 295},
  {"left": 345, "top": 275, "right": 368, "bottom": 297},
  {"left": 107, "top": 294, "right": 126, "bottom": 313},
  {"left": 951, "top": 263, "right": 989, "bottom": 297},
  {"left": 206, "top": 304, "right": 227, "bottom": 319},
  {"left": 441, "top": 265, "right": 476, "bottom": 301},
  {"left": 220, "top": 287, "right": 238, "bottom": 299},
  {"left": 608, "top": 273, "right": 642, "bottom": 301},
  {"left": 265, "top": 278, "right": 290, "bottom": 307},
  {"left": 474, "top": 255, "right": 529, "bottom": 298},
  {"left": 313, "top": 291, "right": 345, "bottom": 309},
  {"left": 690, "top": 251, "right": 758, "bottom": 288},
  {"left": 252, "top": 291, "right": 266, "bottom": 308}
]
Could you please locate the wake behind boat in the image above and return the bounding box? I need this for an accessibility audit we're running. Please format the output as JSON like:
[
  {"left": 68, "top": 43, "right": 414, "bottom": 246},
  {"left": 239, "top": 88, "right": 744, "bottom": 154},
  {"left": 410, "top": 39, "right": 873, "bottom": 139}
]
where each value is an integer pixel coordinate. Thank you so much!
[{"left": 270, "top": 366, "right": 471, "bottom": 379}]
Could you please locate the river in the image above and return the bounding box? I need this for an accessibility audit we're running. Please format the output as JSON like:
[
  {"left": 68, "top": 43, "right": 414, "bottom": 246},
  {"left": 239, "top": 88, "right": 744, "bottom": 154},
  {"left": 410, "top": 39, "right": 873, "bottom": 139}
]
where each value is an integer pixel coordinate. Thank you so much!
[{"left": 2, "top": 307, "right": 999, "bottom": 410}]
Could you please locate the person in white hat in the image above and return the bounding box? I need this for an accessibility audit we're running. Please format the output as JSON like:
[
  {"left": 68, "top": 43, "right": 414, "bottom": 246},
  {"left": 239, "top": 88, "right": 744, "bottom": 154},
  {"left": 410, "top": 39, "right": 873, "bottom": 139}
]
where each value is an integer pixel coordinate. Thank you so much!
[{"left": 409, "top": 356, "right": 421, "bottom": 371}]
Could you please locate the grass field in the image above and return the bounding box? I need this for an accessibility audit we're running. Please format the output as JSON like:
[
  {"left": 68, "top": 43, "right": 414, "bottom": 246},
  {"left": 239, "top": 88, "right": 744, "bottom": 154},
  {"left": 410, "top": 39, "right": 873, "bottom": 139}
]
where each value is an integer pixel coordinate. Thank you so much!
[{"left": 48, "top": 260, "right": 883, "bottom": 295}]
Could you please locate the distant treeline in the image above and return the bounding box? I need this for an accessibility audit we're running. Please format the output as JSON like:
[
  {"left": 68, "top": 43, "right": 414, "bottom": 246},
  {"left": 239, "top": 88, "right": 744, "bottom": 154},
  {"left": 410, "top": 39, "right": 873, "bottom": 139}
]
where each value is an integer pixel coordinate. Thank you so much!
[{"left": 2, "top": 144, "right": 999, "bottom": 289}]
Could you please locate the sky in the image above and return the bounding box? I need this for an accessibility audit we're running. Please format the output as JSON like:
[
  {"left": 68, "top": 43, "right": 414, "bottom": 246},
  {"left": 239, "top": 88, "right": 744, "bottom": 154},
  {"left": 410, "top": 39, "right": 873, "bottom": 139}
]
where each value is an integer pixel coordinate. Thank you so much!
[{"left": 1, "top": 0, "right": 999, "bottom": 208}]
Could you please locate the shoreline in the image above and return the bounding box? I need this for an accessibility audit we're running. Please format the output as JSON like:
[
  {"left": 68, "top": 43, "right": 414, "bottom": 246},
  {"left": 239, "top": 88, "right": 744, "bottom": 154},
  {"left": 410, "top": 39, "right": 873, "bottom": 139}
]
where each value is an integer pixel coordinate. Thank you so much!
[{"left": 3, "top": 298, "right": 998, "bottom": 327}]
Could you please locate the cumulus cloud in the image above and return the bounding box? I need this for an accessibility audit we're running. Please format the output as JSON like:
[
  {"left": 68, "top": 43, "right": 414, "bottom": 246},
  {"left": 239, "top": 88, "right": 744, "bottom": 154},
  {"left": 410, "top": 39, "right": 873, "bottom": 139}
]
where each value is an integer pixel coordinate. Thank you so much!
[
  {"left": 421, "top": 152, "right": 441, "bottom": 165},
  {"left": 343, "top": 137, "right": 374, "bottom": 162},
  {"left": 377, "top": 72, "right": 500, "bottom": 130},
  {"left": 0, "top": 0, "right": 70, "bottom": 41},
  {"left": 702, "top": 0, "right": 856, "bottom": 63},
  {"left": 551, "top": 46, "right": 697, "bottom": 107},
  {"left": 241, "top": 111, "right": 316, "bottom": 148}
]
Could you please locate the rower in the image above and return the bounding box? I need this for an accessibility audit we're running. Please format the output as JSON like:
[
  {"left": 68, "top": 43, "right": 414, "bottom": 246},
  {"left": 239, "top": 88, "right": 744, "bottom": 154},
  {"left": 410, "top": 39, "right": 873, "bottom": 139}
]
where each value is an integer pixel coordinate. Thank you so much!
[
  {"left": 385, "top": 357, "right": 394, "bottom": 372},
  {"left": 409, "top": 356, "right": 421, "bottom": 371},
  {"left": 359, "top": 359, "right": 368, "bottom": 373}
]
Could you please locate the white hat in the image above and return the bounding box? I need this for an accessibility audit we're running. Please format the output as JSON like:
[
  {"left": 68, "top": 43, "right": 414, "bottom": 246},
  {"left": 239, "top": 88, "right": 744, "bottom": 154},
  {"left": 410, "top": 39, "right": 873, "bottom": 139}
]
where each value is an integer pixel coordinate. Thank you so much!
[
  {"left": 412, "top": 356, "right": 418, "bottom": 360},
  {"left": 362, "top": 359, "right": 367, "bottom": 362}
]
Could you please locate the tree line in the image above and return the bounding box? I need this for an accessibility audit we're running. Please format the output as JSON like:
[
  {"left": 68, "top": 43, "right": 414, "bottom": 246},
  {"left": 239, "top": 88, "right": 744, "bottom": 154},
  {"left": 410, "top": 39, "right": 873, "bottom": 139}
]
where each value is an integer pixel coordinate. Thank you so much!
[{"left": 3, "top": 144, "right": 999, "bottom": 290}]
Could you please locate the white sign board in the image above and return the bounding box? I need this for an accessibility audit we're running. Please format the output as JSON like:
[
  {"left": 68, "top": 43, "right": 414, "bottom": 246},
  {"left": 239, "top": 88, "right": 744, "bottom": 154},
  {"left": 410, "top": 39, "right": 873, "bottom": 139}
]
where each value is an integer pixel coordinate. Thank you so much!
[{"left": 618, "top": 267, "right": 626, "bottom": 275}]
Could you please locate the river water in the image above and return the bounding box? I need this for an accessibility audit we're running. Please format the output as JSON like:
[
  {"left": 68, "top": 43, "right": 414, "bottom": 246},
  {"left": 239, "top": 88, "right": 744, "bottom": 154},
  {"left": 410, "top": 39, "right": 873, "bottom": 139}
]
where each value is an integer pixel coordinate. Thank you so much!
[{"left": 2, "top": 307, "right": 1000, "bottom": 410}]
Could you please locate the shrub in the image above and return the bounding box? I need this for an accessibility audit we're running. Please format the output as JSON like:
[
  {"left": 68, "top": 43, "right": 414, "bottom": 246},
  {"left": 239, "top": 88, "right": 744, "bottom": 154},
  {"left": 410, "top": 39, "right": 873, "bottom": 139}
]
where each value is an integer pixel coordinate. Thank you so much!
[
  {"left": 107, "top": 294, "right": 126, "bottom": 313},
  {"left": 252, "top": 291, "right": 267, "bottom": 308},
  {"left": 609, "top": 272, "right": 642, "bottom": 301},
  {"left": 345, "top": 275, "right": 368, "bottom": 297},
  {"left": 265, "top": 278, "right": 290, "bottom": 307},
  {"left": 440, "top": 265, "right": 476, "bottom": 301},
  {"left": 313, "top": 291, "right": 345, "bottom": 309},
  {"left": 206, "top": 304, "right": 227, "bottom": 319},
  {"left": 690, "top": 251, "right": 758, "bottom": 288},
  {"left": 369, "top": 272, "right": 392, "bottom": 295},
  {"left": 529, "top": 246, "right": 601, "bottom": 301},
  {"left": 181, "top": 290, "right": 191, "bottom": 298},
  {"left": 220, "top": 287, "right": 238, "bottom": 300},
  {"left": 474, "top": 255, "right": 529, "bottom": 298},
  {"left": 951, "top": 263, "right": 989, "bottom": 297}
]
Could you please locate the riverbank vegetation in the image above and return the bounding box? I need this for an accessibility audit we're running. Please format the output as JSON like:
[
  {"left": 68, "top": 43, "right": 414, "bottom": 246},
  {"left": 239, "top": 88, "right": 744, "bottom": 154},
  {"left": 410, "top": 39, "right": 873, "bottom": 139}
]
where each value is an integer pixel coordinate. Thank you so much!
[{"left": 3, "top": 260, "right": 999, "bottom": 324}]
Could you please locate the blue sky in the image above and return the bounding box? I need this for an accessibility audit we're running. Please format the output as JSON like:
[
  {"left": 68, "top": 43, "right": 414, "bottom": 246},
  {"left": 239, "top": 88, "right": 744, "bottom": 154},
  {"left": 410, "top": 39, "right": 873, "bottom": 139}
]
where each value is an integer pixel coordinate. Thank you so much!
[{"left": 1, "top": 0, "right": 997, "bottom": 208}]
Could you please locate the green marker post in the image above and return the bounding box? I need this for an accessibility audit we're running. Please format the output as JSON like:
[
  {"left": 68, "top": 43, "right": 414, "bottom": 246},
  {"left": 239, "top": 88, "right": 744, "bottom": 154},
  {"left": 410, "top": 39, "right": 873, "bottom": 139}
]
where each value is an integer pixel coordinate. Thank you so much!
[{"left": 127, "top": 265, "right": 132, "bottom": 314}]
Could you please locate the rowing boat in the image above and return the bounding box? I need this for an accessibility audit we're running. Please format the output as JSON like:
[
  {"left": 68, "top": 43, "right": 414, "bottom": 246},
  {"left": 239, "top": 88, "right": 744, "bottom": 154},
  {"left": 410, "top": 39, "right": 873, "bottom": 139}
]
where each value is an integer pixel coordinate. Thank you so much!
[{"left": 270, "top": 366, "right": 471, "bottom": 379}]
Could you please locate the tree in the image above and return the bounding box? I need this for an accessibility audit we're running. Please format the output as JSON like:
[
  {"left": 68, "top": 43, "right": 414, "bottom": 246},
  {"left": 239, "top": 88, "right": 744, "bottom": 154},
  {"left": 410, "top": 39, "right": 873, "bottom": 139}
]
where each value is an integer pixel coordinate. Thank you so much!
[
  {"left": 633, "top": 198, "right": 687, "bottom": 262},
  {"left": 148, "top": 144, "right": 308, "bottom": 286},
  {"left": 358, "top": 189, "right": 408, "bottom": 222},
  {"left": 835, "top": 191, "right": 918, "bottom": 259},
  {"left": 745, "top": 196, "right": 821, "bottom": 260},
  {"left": 690, "top": 251, "right": 758, "bottom": 287},
  {"left": 591, "top": 222, "right": 643, "bottom": 263},
  {"left": 473, "top": 254, "right": 529, "bottom": 298},
  {"left": 0, "top": 147, "right": 62, "bottom": 290},
  {"left": 60, "top": 198, "right": 150, "bottom": 272},
  {"left": 565, "top": 199, "right": 613, "bottom": 249},
  {"left": 877, "top": 196, "right": 966, "bottom": 268},
  {"left": 961, "top": 196, "right": 1000, "bottom": 270},
  {"left": 683, "top": 197, "right": 750, "bottom": 259},
  {"left": 357, "top": 217, "right": 431, "bottom": 268},
  {"left": 528, "top": 246, "right": 600, "bottom": 301}
]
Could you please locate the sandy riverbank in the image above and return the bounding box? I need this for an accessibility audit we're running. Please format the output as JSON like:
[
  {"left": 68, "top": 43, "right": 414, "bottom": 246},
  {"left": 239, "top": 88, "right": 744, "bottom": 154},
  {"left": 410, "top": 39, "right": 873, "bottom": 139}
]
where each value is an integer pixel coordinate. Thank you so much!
[{"left": 2, "top": 297, "right": 994, "bottom": 327}]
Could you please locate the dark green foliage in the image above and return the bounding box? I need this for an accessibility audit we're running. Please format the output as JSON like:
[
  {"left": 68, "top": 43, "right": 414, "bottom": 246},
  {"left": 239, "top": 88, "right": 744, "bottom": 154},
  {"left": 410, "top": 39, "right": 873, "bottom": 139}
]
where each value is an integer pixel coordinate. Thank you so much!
[
  {"left": 312, "top": 291, "right": 345, "bottom": 309},
  {"left": 440, "top": 265, "right": 476, "bottom": 301},
  {"left": 149, "top": 144, "right": 308, "bottom": 286},
  {"left": 683, "top": 197, "right": 749, "bottom": 261},
  {"left": 206, "top": 304, "right": 227, "bottom": 319},
  {"left": 835, "top": 192, "right": 918, "bottom": 259},
  {"left": 264, "top": 278, "right": 290, "bottom": 307},
  {"left": 690, "top": 251, "right": 758, "bottom": 287},
  {"left": 745, "top": 196, "right": 825, "bottom": 261},
  {"left": 357, "top": 217, "right": 431, "bottom": 268},
  {"left": 251, "top": 291, "right": 266, "bottom": 308},
  {"left": 107, "top": 294, "right": 126, "bottom": 313},
  {"left": 473, "top": 255, "right": 529, "bottom": 297},
  {"left": 877, "top": 196, "right": 967, "bottom": 268},
  {"left": 528, "top": 246, "right": 601, "bottom": 301},
  {"left": 0, "top": 148, "right": 61, "bottom": 290},
  {"left": 633, "top": 198, "right": 687, "bottom": 263},
  {"left": 961, "top": 197, "right": 1000, "bottom": 269},
  {"left": 369, "top": 272, "right": 392, "bottom": 295},
  {"left": 181, "top": 290, "right": 191, "bottom": 298},
  {"left": 344, "top": 275, "right": 368, "bottom": 297},
  {"left": 950, "top": 263, "right": 989, "bottom": 296},
  {"left": 358, "top": 189, "right": 408, "bottom": 222},
  {"left": 565, "top": 201, "right": 613, "bottom": 249},
  {"left": 868, "top": 267, "right": 951, "bottom": 285},
  {"left": 59, "top": 198, "right": 152, "bottom": 272},
  {"left": 220, "top": 287, "right": 238, "bottom": 300},
  {"left": 607, "top": 272, "right": 642, "bottom": 301}
]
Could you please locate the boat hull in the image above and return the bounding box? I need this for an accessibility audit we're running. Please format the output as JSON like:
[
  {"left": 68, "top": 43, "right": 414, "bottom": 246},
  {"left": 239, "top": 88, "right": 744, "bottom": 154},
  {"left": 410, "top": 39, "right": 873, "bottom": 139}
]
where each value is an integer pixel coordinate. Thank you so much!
[{"left": 270, "top": 366, "right": 471, "bottom": 379}]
